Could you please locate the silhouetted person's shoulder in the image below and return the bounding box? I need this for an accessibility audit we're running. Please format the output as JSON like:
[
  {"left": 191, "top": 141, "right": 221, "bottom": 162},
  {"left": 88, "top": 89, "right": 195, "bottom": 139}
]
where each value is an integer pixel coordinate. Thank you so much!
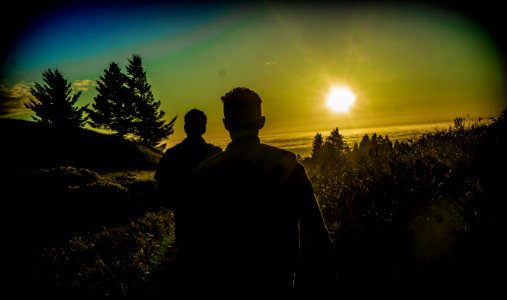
[
  {"left": 193, "top": 135, "right": 298, "bottom": 175},
  {"left": 259, "top": 142, "right": 299, "bottom": 165},
  {"left": 155, "top": 136, "right": 222, "bottom": 191},
  {"left": 191, "top": 149, "right": 227, "bottom": 174},
  {"left": 158, "top": 137, "right": 220, "bottom": 162},
  {"left": 159, "top": 140, "right": 185, "bottom": 157},
  {"left": 203, "top": 142, "right": 222, "bottom": 155}
]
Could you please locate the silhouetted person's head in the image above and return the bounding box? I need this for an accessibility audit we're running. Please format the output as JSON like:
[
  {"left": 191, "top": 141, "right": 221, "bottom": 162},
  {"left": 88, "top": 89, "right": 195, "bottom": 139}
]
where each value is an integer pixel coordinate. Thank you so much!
[
  {"left": 221, "top": 87, "right": 265, "bottom": 139},
  {"left": 184, "top": 109, "right": 207, "bottom": 137}
]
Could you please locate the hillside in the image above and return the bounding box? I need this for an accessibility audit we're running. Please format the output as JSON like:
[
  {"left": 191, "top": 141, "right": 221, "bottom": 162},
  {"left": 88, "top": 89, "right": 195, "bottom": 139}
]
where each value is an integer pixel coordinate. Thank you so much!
[
  {"left": 0, "top": 118, "right": 163, "bottom": 173},
  {"left": 1, "top": 112, "right": 505, "bottom": 297}
]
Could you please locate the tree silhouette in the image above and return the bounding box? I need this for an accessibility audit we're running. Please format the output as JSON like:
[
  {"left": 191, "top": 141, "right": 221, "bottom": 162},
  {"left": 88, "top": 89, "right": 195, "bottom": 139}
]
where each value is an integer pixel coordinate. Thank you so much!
[
  {"left": 317, "top": 127, "right": 349, "bottom": 167},
  {"left": 325, "top": 127, "right": 349, "bottom": 155},
  {"left": 126, "top": 54, "right": 176, "bottom": 148},
  {"left": 311, "top": 132, "right": 323, "bottom": 159},
  {"left": 25, "top": 68, "right": 88, "bottom": 128},
  {"left": 88, "top": 62, "right": 133, "bottom": 138}
]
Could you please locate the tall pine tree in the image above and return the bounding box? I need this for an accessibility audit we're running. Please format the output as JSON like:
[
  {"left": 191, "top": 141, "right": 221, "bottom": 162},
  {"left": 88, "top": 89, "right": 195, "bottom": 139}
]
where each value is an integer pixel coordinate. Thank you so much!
[
  {"left": 325, "top": 127, "right": 349, "bottom": 155},
  {"left": 325, "top": 127, "right": 349, "bottom": 164},
  {"left": 25, "top": 68, "right": 88, "bottom": 128},
  {"left": 126, "top": 54, "right": 176, "bottom": 148},
  {"left": 311, "top": 132, "right": 324, "bottom": 159},
  {"left": 89, "top": 62, "right": 133, "bottom": 138}
]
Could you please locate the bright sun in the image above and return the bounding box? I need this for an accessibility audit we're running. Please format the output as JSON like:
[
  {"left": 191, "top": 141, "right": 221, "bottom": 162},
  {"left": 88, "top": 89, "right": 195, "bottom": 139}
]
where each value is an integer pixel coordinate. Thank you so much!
[{"left": 326, "top": 86, "right": 356, "bottom": 112}]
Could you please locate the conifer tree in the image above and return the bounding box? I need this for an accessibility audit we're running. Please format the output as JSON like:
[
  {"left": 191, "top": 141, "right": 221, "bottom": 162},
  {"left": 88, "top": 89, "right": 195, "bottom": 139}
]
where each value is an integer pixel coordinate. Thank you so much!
[
  {"left": 319, "top": 127, "right": 349, "bottom": 167},
  {"left": 325, "top": 127, "right": 349, "bottom": 154},
  {"left": 126, "top": 54, "right": 176, "bottom": 147},
  {"left": 25, "top": 68, "right": 88, "bottom": 128},
  {"left": 311, "top": 132, "right": 324, "bottom": 159},
  {"left": 89, "top": 62, "right": 132, "bottom": 138}
]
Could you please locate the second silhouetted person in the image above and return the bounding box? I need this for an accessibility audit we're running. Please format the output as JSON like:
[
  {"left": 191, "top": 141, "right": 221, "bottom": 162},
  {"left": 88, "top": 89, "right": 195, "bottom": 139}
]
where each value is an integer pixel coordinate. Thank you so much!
[{"left": 155, "top": 108, "right": 222, "bottom": 247}]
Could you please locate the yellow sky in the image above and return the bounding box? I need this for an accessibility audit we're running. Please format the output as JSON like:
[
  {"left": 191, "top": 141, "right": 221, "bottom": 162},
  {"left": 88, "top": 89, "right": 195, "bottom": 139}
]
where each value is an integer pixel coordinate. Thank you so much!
[
  {"left": 2, "top": 2, "right": 505, "bottom": 148},
  {"left": 146, "top": 3, "right": 505, "bottom": 146}
]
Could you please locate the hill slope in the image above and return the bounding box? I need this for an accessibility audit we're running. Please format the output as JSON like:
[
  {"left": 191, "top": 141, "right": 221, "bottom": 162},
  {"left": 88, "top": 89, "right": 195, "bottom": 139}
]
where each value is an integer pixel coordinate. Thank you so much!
[{"left": 0, "top": 118, "right": 163, "bottom": 173}]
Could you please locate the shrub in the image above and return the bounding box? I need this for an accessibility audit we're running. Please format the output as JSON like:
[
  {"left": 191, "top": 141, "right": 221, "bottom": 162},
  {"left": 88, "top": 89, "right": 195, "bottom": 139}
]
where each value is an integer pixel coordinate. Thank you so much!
[{"left": 33, "top": 210, "right": 175, "bottom": 296}]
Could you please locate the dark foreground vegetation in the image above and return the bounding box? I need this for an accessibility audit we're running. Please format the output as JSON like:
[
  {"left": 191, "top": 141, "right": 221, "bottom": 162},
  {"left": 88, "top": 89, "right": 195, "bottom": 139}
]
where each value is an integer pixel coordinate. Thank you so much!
[
  {"left": 1, "top": 109, "right": 505, "bottom": 297},
  {"left": 303, "top": 111, "right": 506, "bottom": 297}
]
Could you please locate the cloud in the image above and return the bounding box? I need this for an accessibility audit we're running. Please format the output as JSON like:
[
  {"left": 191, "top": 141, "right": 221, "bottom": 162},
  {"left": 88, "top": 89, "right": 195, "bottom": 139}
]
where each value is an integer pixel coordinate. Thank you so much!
[
  {"left": 0, "top": 79, "right": 96, "bottom": 117},
  {"left": 0, "top": 82, "right": 32, "bottom": 117},
  {"left": 72, "top": 79, "right": 97, "bottom": 92}
]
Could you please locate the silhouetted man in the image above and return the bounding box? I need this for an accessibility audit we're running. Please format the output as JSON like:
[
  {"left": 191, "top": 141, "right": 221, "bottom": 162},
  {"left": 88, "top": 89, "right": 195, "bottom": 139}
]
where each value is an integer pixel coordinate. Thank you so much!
[
  {"left": 154, "top": 109, "right": 222, "bottom": 247},
  {"left": 178, "top": 87, "right": 335, "bottom": 298}
]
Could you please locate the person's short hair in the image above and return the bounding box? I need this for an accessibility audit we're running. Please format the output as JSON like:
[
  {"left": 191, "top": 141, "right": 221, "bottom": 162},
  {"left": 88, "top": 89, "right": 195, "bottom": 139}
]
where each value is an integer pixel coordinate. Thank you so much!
[
  {"left": 184, "top": 108, "right": 207, "bottom": 136},
  {"left": 221, "top": 87, "right": 262, "bottom": 129}
]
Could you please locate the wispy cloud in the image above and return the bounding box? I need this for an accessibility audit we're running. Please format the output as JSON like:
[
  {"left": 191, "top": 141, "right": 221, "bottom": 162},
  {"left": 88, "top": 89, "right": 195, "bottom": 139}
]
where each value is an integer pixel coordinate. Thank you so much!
[
  {"left": 72, "top": 79, "right": 96, "bottom": 92},
  {"left": 0, "top": 79, "right": 96, "bottom": 117},
  {"left": 0, "top": 82, "right": 32, "bottom": 117}
]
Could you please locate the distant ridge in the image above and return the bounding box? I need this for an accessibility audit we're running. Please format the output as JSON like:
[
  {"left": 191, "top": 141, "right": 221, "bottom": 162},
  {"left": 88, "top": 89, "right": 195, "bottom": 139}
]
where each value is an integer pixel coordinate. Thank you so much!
[{"left": 0, "top": 118, "right": 163, "bottom": 173}]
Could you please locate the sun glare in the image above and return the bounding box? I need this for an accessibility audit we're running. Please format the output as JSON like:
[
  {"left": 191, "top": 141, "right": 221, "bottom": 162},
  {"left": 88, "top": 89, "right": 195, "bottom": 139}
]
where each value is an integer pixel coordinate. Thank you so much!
[{"left": 326, "top": 86, "right": 356, "bottom": 112}]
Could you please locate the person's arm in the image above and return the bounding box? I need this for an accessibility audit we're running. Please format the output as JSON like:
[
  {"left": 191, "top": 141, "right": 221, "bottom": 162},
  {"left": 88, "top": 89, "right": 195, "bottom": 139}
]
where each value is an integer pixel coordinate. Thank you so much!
[
  {"left": 154, "top": 154, "right": 168, "bottom": 192},
  {"left": 154, "top": 152, "right": 182, "bottom": 211},
  {"left": 294, "top": 163, "right": 334, "bottom": 260},
  {"left": 292, "top": 162, "right": 336, "bottom": 296}
]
